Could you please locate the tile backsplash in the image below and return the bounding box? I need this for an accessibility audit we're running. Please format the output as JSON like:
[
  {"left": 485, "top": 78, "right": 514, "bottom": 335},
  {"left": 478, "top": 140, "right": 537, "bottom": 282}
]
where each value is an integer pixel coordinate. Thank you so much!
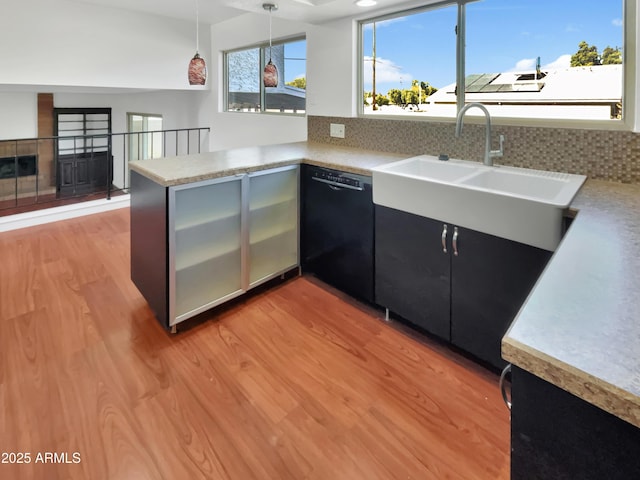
[{"left": 308, "top": 116, "right": 640, "bottom": 184}]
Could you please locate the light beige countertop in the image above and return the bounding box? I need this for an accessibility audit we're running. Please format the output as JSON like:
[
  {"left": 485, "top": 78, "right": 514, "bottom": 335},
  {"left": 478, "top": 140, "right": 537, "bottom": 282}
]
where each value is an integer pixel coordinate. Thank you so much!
[
  {"left": 128, "top": 141, "right": 406, "bottom": 186},
  {"left": 503, "top": 179, "right": 640, "bottom": 428},
  {"left": 130, "top": 141, "right": 640, "bottom": 429}
]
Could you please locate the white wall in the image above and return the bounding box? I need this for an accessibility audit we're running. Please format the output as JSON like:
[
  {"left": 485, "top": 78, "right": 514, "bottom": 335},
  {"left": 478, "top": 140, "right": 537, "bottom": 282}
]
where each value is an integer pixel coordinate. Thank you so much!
[
  {"left": 54, "top": 90, "right": 210, "bottom": 188},
  {"left": 306, "top": 18, "right": 358, "bottom": 118},
  {"left": 0, "top": 0, "right": 210, "bottom": 91},
  {"left": 0, "top": 94, "right": 37, "bottom": 140},
  {"left": 205, "top": 13, "right": 309, "bottom": 151},
  {"left": 54, "top": 91, "right": 206, "bottom": 133}
]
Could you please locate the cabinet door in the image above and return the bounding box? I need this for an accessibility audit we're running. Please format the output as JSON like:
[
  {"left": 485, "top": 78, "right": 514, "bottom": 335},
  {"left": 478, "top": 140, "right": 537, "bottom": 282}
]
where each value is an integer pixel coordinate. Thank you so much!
[
  {"left": 451, "top": 228, "right": 551, "bottom": 369},
  {"left": 511, "top": 366, "right": 640, "bottom": 480},
  {"left": 375, "top": 206, "right": 451, "bottom": 340},
  {"left": 169, "top": 176, "right": 244, "bottom": 325},
  {"left": 59, "top": 159, "right": 74, "bottom": 188},
  {"left": 248, "top": 166, "right": 299, "bottom": 287}
]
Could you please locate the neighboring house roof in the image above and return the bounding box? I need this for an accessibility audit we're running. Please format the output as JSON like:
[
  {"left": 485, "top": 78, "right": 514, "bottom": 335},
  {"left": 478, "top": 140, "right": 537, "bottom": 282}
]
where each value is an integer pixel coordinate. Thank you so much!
[
  {"left": 429, "top": 64, "right": 622, "bottom": 105},
  {"left": 228, "top": 90, "right": 306, "bottom": 111}
]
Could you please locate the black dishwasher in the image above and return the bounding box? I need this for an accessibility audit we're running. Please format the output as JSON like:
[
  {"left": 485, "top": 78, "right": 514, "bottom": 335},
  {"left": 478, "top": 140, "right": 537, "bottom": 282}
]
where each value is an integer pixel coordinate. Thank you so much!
[{"left": 301, "top": 164, "right": 374, "bottom": 303}]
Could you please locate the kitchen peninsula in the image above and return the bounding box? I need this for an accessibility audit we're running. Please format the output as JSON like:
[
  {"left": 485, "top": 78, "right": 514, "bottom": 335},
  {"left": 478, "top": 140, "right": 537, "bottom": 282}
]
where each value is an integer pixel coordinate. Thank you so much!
[{"left": 130, "top": 141, "right": 640, "bottom": 478}]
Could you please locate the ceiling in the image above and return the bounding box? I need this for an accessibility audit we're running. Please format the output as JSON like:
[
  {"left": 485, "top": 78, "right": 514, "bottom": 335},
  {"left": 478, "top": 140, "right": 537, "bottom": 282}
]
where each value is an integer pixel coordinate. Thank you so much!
[{"left": 69, "top": 0, "right": 408, "bottom": 25}]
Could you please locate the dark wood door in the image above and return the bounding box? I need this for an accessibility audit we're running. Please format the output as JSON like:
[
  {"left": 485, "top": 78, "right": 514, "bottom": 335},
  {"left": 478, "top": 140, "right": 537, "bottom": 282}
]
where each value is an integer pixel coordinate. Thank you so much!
[
  {"left": 451, "top": 228, "right": 551, "bottom": 369},
  {"left": 375, "top": 206, "right": 451, "bottom": 340},
  {"left": 57, "top": 153, "right": 110, "bottom": 197}
]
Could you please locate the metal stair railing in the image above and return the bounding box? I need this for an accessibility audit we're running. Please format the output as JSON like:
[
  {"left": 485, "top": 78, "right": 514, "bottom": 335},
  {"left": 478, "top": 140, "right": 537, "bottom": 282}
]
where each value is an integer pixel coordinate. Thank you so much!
[{"left": 0, "top": 127, "right": 210, "bottom": 213}]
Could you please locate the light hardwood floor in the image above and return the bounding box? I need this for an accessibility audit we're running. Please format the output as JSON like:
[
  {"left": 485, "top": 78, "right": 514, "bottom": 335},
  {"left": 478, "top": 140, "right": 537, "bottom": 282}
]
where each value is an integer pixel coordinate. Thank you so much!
[{"left": 0, "top": 208, "right": 510, "bottom": 480}]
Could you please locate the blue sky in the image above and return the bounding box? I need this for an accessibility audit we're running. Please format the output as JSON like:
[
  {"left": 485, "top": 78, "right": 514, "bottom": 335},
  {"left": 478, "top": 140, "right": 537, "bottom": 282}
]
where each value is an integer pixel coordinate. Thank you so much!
[
  {"left": 284, "top": 40, "right": 307, "bottom": 83},
  {"left": 363, "top": 0, "right": 623, "bottom": 93}
]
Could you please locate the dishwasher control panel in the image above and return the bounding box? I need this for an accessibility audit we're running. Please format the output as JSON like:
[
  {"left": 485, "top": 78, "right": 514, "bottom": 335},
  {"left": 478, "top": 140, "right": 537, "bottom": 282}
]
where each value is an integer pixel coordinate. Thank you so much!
[{"left": 311, "top": 168, "right": 365, "bottom": 189}]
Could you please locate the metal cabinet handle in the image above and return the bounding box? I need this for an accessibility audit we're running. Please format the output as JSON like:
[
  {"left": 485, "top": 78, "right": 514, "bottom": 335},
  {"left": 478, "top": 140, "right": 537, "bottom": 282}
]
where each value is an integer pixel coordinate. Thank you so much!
[
  {"left": 499, "top": 364, "right": 512, "bottom": 410},
  {"left": 441, "top": 224, "right": 448, "bottom": 253},
  {"left": 452, "top": 226, "right": 459, "bottom": 256}
]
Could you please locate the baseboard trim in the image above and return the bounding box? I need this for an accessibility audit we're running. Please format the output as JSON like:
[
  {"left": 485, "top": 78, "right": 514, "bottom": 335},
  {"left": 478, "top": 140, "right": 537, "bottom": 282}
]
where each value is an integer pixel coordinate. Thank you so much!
[{"left": 0, "top": 195, "right": 130, "bottom": 232}]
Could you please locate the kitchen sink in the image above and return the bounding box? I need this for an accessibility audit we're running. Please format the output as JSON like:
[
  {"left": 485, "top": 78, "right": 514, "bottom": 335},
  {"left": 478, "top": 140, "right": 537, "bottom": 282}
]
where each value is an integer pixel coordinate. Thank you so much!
[
  {"left": 372, "top": 155, "right": 586, "bottom": 251},
  {"left": 379, "top": 155, "right": 479, "bottom": 183},
  {"left": 460, "top": 168, "right": 578, "bottom": 205}
]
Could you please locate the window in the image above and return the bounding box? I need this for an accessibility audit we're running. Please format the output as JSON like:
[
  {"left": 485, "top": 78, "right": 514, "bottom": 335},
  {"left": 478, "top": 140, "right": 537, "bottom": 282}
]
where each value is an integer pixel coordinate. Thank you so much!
[
  {"left": 128, "top": 113, "right": 163, "bottom": 161},
  {"left": 360, "top": 0, "right": 625, "bottom": 122},
  {"left": 225, "top": 37, "right": 306, "bottom": 114}
]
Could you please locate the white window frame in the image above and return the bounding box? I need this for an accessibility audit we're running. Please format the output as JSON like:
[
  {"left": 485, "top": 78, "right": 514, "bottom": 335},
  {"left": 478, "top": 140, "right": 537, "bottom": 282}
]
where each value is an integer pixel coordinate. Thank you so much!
[
  {"left": 223, "top": 35, "right": 307, "bottom": 116},
  {"left": 127, "top": 113, "right": 163, "bottom": 161},
  {"left": 357, "top": 0, "right": 638, "bottom": 132}
]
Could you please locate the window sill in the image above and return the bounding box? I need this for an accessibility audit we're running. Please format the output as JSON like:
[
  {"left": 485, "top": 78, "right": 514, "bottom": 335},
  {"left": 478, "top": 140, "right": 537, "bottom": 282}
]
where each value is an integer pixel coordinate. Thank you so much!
[{"left": 359, "top": 111, "right": 632, "bottom": 132}]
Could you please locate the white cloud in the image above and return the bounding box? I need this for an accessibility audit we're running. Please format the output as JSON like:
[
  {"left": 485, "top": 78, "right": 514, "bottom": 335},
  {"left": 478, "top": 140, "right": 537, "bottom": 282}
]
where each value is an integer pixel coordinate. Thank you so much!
[
  {"left": 510, "top": 58, "right": 536, "bottom": 71},
  {"left": 508, "top": 54, "right": 571, "bottom": 73},
  {"left": 362, "top": 17, "right": 406, "bottom": 31},
  {"left": 363, "top": 56, "right": 412, "bottom": 87},
  {"left": 565, "top": 23, "right": 580, "bottom": 32},
  {"left": 543, "top": 54, "right": 572, "bottom": 70},
  {"left": 612, "top": 18, "right": 623, "bottom": 27}
]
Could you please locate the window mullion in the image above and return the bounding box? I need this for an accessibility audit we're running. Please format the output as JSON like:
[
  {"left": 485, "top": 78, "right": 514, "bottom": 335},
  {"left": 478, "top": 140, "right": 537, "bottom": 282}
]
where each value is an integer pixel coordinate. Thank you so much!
[
  {"left": 260, "top": 47, "right": 266, "bottom": 112},
  {"left": 456, "top": 1, "right": 466, "bottom": 113}
]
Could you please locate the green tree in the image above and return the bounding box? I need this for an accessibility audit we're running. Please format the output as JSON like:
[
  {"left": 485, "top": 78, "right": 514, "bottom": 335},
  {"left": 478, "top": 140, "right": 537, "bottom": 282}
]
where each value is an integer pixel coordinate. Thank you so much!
[
  {"left": 602, "top": 46, "right": 622, "bottom": 65},
  {"left": 410, "top": 80, "right": 422, "bottom": 104},
  {"left": 571, "top": 41, "right": 601, "bottom": 66},
  {"left": 420, "top": 81, "right": 438, "bottom": 97},
  {"left": 375, "top": 93, "right": 390, "bottom": 106},
  {"left": 388, "top": 89, "right": 403, "bottom": 106},
  {"left": 285, "top": 77, "right": 306, "bottom": 89},
  {"left": 404, "top": 89, "right": 419, "bottom": 107}
]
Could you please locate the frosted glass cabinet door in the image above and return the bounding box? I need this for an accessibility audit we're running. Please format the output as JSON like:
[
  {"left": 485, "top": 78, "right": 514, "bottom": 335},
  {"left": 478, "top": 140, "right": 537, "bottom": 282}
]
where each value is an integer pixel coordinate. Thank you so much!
[
  {"left": 169, "top": 176, "right": 243, "bottom": 324},
  {"left": 248, "top": 166, "right": 299, "bottom": 286}
]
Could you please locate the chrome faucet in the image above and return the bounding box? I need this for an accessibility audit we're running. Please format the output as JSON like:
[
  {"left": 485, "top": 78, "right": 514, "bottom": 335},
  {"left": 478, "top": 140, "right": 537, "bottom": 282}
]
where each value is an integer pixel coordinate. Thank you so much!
[{"left": 455, "top": 102, "right": 504, "bottom": 166}]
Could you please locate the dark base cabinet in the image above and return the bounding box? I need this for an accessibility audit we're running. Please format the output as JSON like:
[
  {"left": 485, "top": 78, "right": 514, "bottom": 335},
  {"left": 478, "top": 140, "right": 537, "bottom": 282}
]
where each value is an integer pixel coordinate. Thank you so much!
[
  {"left": 375, "top": 205, "right": 551, "bottom": 370},
  {"left": 375, "top": 206, "right": 450, "bottom": 340},
  {"left": 451, "top": 228, "right": 551, "bottom": 369},
  {"left": 58, "top": 152, "right": 112, "bottom": 197},
  {"left": 511, "top": 366, "right": 640, "bottom": 479}
]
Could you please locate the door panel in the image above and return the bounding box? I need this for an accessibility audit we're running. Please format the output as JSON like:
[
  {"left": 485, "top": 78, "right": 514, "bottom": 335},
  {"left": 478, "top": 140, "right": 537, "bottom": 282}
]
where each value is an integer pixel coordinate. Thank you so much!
[
  {"left": 451, "top": 228, "right": 551, "bottom": 369},
  {"left": 75, "top": 158, "right": 89, "bottom": 185},
  {"left": 248, "top": 167, "right": 299, "bottom": 286},
  {"left": 170, "top": 177, "right": 244, "bottom": 324},
  {"left": 59, "top": 160, "right": 74, "bottom": 187},
  {"left": 375, "top": 206, "right": 451, "bottom": 340}
]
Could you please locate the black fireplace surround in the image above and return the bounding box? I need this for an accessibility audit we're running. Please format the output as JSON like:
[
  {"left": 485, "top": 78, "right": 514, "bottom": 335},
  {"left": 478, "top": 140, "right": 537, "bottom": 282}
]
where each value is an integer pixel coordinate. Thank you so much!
[{"left": 0, "top": 155, "right": 37, "bottom": 179}]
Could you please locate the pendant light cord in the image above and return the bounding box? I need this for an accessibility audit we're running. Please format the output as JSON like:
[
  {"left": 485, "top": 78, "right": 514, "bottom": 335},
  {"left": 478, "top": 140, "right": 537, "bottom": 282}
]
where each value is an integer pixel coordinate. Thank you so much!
[
  {"left": 268, "top": 6, "right": 273, "bottom": 61},
  {"left": 195, "top": 0, "right": 200, "bottom": 54}
]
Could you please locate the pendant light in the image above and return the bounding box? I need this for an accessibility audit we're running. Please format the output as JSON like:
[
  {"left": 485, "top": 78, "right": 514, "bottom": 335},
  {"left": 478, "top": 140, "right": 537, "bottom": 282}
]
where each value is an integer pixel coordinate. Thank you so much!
[
  {"left": 188, "top": 0, "right": 207, "bottom": 85},
  {"left": 263, "top": 3, "right": 278, "bottom": 88}
]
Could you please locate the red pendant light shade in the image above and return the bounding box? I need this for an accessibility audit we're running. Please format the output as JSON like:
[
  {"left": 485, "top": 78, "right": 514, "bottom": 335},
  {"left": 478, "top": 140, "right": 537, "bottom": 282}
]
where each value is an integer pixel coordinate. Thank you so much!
[
  {"left": 188, "top": 0, "right": 206, "bottom": 86},
  {"left": 189, "top": 53, "right": 207, "bottom": 86},
  {"left": 263, "top": 3, "right": 278, "bottom": 88},
  {"left": 264, "top": 60, "right": 278, "bottom": 88}
]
